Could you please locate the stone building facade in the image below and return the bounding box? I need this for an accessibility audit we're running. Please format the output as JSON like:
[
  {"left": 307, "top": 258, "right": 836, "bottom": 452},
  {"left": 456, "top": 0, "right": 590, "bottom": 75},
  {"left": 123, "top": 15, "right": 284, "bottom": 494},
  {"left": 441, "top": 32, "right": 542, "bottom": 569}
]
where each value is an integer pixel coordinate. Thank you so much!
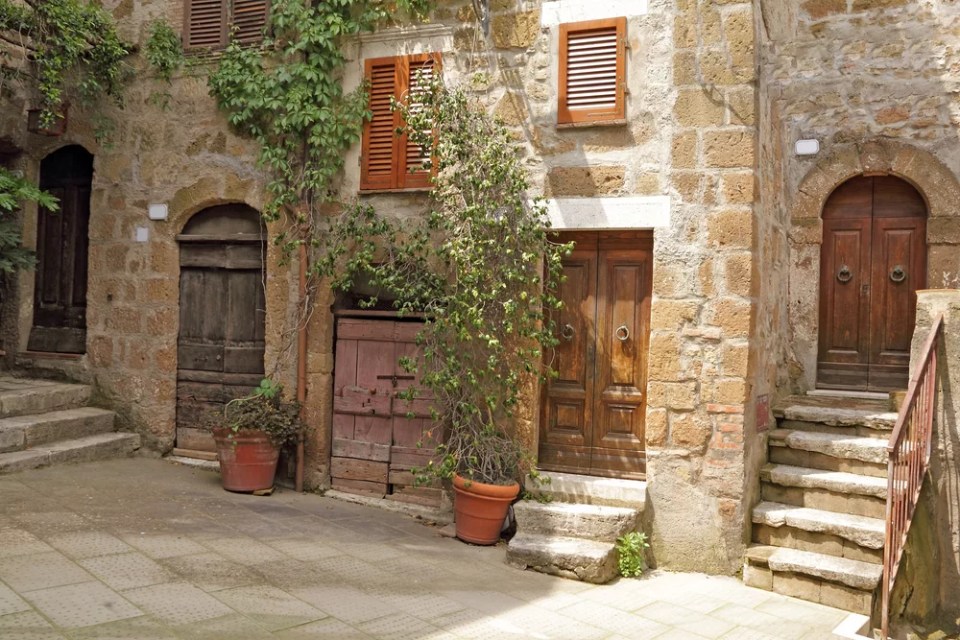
[{"left": 1, "top": 0, "right": 957, "bottom": 584}]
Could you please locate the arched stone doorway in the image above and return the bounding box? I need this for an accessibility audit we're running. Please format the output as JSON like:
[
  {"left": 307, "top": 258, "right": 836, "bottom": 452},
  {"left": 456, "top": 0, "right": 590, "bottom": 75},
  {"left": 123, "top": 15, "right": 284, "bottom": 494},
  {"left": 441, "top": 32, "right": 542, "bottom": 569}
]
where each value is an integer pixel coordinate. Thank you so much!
[
  {"left": 175, "top": 203, "right": 266, "bottom": 454},
  {"left": 28, "top": 145, "right": 93, "bottom": 353},
  {"left": 817, "top": 175, "right": 927, "bottom": 391}
]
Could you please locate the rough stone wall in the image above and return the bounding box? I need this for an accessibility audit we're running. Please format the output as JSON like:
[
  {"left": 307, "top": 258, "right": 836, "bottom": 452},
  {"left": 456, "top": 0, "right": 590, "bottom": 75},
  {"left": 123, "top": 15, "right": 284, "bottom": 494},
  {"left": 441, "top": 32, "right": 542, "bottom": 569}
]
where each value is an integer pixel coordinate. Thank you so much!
[
  {"left": 759, "top": 0, "right": 960, "bottom": 393},
  {"left": 0, "top": 1, "right": 294, "bottom": 456}
]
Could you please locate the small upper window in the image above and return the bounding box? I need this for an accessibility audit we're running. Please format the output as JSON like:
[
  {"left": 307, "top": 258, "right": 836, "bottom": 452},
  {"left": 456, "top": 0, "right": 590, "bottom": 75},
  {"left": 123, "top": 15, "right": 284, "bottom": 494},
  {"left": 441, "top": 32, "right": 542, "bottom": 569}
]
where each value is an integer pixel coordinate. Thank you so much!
[
  {"left": 360, "top": 53, "right": 441, "bottom": 192},
  {"left": 558, "top": 17, "right": 627, "bottom": 125},
  {"left": 185, "top": 0, "right": 269, "bottom": 51}
]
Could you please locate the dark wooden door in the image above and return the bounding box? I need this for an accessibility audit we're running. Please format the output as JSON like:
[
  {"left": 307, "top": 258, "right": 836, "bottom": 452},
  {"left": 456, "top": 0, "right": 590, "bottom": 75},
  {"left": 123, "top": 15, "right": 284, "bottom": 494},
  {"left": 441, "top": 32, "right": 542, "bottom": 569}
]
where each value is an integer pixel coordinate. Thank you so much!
[
  {"left": 540, "top": 232, "right": 652, "bottom": 479},
  {"left": 817, "top": 176, "right": 927, "bottom": 391},
  {"left": 28, "top": 146, "right": 93, "bottom": 353},
  {"left": 176, "top": 205, "right": 266, "bottom": 453},
  {"left": 331, "top": 318, "right": 441, "bottom": 506}
]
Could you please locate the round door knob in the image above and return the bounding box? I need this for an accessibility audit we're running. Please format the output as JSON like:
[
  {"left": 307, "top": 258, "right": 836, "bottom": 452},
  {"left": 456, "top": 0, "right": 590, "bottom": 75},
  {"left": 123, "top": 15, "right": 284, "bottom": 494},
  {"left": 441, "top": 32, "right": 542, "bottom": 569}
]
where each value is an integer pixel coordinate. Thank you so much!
[
  {"left": 615, "top": 324, "right": 630, "bottom": 342},
  {"left": 837, "top": 265, "right": 853, "bottom": 283},
  {"left": 560, "top": 323, "right": 575, "bottom": 341},
  {"left": 890, "top": 265, "right": 906, "bottom": 283}
]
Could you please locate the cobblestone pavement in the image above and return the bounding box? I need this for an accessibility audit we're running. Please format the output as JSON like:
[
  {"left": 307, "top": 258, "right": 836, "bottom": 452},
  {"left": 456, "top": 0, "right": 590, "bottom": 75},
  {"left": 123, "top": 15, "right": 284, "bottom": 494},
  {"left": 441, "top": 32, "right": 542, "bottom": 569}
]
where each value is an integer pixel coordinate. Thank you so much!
[{"left": 0, "top": 458, "right": 851, "bottom": 639}]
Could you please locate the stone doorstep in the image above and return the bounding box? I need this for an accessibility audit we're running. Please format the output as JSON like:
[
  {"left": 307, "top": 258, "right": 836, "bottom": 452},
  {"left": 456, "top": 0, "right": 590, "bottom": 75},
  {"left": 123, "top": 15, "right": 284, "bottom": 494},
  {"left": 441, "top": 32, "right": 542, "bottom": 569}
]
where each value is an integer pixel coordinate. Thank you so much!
[
  {"left": 0, "top": 407, "right": 116, "bottom": 453},
  {"left": 506, "top": 532, "right": 618, "bottom": 584},
  {"left": 745, "top": 544, "right": 882, "bottom": 592},
  {"left": 0, "top": 382, "right": 91, "bottom": 419},
  {"left": 512, "top": 500, "right": 640, "bottom": 541},
  {"left": 752, "top": 501, "right": 885, "bottom": 549},
  {"left": 775, "top": 403, "right": 898, "bottom": 431},
  {"left": 523, "top": 470, "right": 647, "bottom": 509},
  {"left": 769, "top": 429, "right": 889, "bottom": 464},
  {"left": 760, "top": 464, "right": 888, "bottom": 499},
  {"left": 0, "top": 432, "right": 140, "bottom": 474}
]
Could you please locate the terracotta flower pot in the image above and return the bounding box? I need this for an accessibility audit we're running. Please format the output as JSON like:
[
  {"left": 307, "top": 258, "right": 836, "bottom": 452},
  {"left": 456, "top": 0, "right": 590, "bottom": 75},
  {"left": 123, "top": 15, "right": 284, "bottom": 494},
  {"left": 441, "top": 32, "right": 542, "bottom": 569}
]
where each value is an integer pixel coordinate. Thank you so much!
[
  {"left": 212, "top": 427, "right": 280, "bottom": 493},
  {"left": 452, "top": 474, "right": 520, "bottom": 545}
]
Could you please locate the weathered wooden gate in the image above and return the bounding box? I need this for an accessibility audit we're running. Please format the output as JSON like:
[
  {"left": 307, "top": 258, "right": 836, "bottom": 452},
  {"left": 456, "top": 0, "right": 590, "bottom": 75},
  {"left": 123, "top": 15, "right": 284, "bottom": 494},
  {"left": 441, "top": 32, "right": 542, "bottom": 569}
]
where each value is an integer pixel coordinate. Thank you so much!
[
  {"left": 175, "top": 204, "right": 266, "bottom": 454},
  {"left": 332, "top": 317, "right": 441, "bottom": 506},
  {"left": 28, "top": 145, "right": 93, "bottom": 354}
]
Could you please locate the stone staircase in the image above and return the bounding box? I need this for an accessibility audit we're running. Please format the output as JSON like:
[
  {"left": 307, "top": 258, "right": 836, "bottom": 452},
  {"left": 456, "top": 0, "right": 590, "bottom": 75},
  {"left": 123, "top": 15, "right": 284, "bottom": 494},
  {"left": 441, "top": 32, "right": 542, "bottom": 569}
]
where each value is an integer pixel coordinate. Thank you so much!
[
  {"left": 506, "top": 471, "right": 646, "bottom": 584},
  {"left": 0, "top": 377, "right": 140, "bottom": 473},
  {"left": 744, "top": 394, "right": 896, "bottom": 615}
]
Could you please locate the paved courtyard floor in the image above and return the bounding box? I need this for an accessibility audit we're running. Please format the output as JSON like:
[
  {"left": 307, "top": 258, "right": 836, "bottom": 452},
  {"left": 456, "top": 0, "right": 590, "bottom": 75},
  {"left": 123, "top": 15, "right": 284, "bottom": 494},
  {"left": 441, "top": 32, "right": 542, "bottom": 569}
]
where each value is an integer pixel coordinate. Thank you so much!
[{"left": 0, "top": 458, "right": 851, "bottom": 640}]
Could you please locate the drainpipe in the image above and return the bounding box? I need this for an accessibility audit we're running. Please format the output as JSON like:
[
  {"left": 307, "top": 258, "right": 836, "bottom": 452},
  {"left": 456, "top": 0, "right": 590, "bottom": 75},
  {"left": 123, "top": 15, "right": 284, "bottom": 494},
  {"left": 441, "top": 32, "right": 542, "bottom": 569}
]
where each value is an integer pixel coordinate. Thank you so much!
[{"left": 295, "top": 242, "right": 307, "bottom": 492}]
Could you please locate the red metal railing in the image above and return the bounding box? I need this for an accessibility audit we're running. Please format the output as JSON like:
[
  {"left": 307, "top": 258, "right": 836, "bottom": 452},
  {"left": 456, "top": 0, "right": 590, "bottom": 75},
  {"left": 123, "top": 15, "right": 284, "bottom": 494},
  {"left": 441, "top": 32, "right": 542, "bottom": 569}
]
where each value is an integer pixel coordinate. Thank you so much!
[{"left": 881, "top": 314, "right": 943, "bottom": 639}]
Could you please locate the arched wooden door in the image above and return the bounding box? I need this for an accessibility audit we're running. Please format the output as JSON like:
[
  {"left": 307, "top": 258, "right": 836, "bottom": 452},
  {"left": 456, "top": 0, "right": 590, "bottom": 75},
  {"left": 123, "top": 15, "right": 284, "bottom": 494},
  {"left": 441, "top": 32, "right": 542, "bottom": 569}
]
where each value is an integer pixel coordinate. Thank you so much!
[
  {"left": 28, "top": 145, "right": 93, "bottom": 353},
  {"left": 817, "top": 176, "right": 927, "bottom": 392},
  {"left": 175, "top": 204, "right": 266, "bottom": 454}
]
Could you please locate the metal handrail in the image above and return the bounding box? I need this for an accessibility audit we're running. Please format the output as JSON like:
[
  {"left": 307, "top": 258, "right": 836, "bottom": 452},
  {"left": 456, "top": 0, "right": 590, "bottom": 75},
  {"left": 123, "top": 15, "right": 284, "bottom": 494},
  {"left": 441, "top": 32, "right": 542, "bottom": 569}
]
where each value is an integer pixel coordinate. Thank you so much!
[{"left": 881, "top": 314, "right": 943, "bottom": 639}]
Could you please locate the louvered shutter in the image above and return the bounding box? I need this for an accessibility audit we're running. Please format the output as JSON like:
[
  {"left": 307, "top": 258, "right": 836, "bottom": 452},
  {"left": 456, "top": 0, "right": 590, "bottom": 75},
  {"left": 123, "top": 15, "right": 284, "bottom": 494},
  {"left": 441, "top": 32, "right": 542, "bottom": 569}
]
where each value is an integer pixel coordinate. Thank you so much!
[
  {"left": 398, "top": 54, "right": 440, "bottom": 190},
  {"left": 231, "top": 0, "right": 268, "bottom": 44},
  {"left": 361, "top": 58, "right": 401, "bottom": 191},
  {"left": 185, "top": 0, "right": 227, "bottom": 50},
  {"left": 558, "top": 18, "right": 627, "bottom": 125}
]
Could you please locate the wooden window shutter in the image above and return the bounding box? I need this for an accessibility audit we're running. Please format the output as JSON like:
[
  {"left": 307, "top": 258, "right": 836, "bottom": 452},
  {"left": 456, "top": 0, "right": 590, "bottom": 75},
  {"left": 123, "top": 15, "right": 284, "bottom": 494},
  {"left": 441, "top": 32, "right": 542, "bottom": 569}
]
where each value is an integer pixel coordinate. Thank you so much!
[
  {"left": 398, "top": 54, "right": 440, "bottom": 190},
  {"left": 185, "top": 0, "right": 227, "bottom": 50},
  {"left": 558, "top": 18, "right": 627, "bottom": 125},
  {"left": 231, "top": 0, "right": 269, "bottom": 44},
  {"left": 361, "top": 53, "right": 441, "bottom": 191},
  {"left": 361, "top": 58, "right": 401, "bottom": 191}
]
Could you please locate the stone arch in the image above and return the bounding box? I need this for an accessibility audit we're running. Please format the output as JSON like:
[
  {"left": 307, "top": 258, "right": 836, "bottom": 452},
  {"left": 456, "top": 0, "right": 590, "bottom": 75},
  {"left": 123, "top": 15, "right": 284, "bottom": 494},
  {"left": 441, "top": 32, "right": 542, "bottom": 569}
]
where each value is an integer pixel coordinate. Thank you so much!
[
  {"left": 167, "top": 174, "right": 266, "bottom": 234},
  {"left": 786, "top": 140, "right": 960, "bottom": 391}
]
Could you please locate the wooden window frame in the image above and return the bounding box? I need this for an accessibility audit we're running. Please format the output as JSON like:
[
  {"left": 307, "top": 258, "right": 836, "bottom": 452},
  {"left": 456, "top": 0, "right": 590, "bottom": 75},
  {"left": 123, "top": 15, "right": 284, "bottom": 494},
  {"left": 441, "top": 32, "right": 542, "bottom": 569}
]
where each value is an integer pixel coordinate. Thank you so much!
[
  {"left": 184, "top": 0, "right": 270, "bottom": 52},
  {"left": 360, "top": 52, "right": 441, "bottom": 193},
  {"left": 557, "top": 17, "right": 627, "bottom": 126}
]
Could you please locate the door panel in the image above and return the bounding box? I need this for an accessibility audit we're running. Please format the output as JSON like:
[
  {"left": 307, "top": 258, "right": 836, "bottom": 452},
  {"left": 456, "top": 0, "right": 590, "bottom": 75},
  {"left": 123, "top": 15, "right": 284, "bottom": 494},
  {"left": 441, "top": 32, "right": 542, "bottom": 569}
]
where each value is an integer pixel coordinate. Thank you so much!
[
  {"left": 176, "top": 205, "right": 266, "bottom": 453},
  {"left": 539, "top": 232, "right": 651, "bottom": 479},
  {"left": 817, "top": 176, "right": 927, "bottom": 392},
  {"left": 28, "top": 147, "right": 93, "bottom": 354}
]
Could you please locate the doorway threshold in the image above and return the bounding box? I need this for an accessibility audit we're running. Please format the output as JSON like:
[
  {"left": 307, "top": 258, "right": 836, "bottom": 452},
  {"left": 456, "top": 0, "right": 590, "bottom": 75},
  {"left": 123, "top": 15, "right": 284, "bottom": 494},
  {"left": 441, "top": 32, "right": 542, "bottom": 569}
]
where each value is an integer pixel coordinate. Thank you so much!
[{"left": 807, "top": 389, "right": 889, "bottom": 401}]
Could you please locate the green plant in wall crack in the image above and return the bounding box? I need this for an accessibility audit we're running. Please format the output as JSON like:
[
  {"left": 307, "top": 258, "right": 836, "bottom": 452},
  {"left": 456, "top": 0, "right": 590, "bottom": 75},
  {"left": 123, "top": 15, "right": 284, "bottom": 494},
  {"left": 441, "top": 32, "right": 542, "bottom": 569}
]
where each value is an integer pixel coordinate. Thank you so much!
[
  {"left": 144, "top": 19, "right": 183, "bottom": 108},
  {"left": 616, "top": 531, "right": 650, "bottom": 578}
]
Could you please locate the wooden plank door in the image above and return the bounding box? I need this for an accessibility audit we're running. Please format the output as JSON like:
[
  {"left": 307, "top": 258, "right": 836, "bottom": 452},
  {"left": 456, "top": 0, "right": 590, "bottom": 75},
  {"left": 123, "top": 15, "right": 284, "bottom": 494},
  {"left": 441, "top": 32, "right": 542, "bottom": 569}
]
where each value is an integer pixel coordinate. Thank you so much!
[
  {"left": 817, "top": 176, "right": 926, "bottom": 392},
  {"left": 540, "top": 232, "right": 651, "bottom": 479},
  {"left": 28, "top": 146, "right": 93, "bottom": 354},
  {"left": 176, "top": 206, "right": 266, "bottom": 453}
]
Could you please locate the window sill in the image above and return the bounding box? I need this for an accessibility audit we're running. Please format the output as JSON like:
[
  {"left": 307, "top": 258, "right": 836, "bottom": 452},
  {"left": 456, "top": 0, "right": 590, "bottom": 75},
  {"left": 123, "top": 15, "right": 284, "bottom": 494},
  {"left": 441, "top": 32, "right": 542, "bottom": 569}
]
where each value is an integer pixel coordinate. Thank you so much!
[
  {"left": 358, "top": 188, "right": 432, "bottom": 195},
  {"left": 556, "top": 119, "right": 628, "bottom": 130}
]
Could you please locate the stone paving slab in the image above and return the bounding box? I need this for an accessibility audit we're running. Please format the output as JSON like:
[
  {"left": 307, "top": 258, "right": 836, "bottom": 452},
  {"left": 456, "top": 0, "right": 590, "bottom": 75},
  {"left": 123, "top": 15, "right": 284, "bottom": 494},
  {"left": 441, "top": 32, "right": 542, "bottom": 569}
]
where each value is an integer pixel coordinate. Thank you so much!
[{"left": 0, "top": 458, "right": 853, "bottom": 639}]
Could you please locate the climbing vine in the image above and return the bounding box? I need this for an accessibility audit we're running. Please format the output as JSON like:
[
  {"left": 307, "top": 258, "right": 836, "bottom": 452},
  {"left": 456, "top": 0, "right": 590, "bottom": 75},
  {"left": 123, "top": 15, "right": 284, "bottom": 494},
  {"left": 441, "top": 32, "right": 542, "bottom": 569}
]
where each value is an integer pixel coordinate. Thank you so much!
[
  {"left": 144, "top": 19, "right": 183, "bottom": 84},
  {"left": 0, "top": 167, "right": 56, "bottom": 274},
  {"left": 0, "top": 0, "right": 130, "bottom": 127}
]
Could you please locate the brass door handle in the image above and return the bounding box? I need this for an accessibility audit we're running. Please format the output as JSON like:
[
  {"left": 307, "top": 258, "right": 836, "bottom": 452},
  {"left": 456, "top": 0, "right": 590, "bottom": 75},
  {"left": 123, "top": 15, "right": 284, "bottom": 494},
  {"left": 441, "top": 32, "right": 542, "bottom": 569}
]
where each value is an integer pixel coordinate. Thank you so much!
[
  {"left": 837, "top": 264, "right": 853, "bottom": 283},
  {"left": 890, "top": 265, "right": 906, "bottom": 283},
  {"left": 615, "top": 324, "right": 630, "bottom": 342}
]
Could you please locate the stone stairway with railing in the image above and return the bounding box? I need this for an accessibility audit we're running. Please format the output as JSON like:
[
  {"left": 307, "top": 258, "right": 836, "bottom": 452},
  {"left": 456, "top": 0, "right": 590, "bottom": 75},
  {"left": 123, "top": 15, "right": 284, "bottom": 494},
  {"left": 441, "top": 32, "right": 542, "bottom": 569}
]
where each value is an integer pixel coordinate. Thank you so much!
[
  {"left": 505, "top": 471, "right": 646, "bottom": 584},
  {"left": 744, "top": 394, "right": 896, "bottom": 615},
  {"left": 0, "top": 377, "right": 139, "bottom": 473}
]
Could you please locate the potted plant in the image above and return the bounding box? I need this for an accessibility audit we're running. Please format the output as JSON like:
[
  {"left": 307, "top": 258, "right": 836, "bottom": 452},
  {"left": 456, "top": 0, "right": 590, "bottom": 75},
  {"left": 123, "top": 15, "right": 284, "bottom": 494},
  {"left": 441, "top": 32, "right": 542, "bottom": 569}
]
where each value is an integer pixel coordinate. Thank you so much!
[{"left": 212, "top": 378, "right": 302, "bottom": 493}]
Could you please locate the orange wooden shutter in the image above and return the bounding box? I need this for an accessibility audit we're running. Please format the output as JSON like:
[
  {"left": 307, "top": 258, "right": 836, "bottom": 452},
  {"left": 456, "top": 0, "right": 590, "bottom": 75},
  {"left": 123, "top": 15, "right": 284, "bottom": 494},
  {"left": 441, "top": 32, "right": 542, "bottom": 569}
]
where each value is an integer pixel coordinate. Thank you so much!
[
  {"left": 231, "top": 0, "right": 268, "bottom": 44},
  {"left": 361, "top": 58, "right": 401, "bottom": 191},
  {"left": 558, "top": 18, "right": 626, "bottom": 125},
  {"left": 398, "top": 54, "right": 440, "bottom": 190},
  {"left": 185, "top": 0, "right": 227, "bottom": 50}
]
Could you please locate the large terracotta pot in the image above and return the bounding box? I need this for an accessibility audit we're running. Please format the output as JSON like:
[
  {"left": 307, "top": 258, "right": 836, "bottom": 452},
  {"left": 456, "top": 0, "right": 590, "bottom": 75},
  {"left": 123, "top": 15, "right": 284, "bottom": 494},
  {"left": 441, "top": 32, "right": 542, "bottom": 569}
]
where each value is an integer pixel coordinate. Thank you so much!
[
  {"left": 212, "top": 427, "right": 280, "bottom": 493},
  {"left": 452, "top": 474, "right": 520, "bottom": 545}
]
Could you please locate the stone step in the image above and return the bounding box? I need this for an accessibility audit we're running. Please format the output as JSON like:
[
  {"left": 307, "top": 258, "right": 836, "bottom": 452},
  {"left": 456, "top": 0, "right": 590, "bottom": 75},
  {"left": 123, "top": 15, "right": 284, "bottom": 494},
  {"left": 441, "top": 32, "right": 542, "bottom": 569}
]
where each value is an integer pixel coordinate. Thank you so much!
[
  {"left": 506, "top": 532, "right": 618, "bottom": 584},
  {"left": 513, "top": 500, "right": 639, "bottom": 541},
  {"left": 0, "top": 407, "right": 116, "bottom": 453},
  {"left": 0, "top": 433, "right": 141, "bottom": 474},
  {"left": 777, "top": 419, "right": 890, "bottom": 440},
  {"left": 752, "top": 501, "right": 884, "bottom": 564},
  {"left": 523, "top": 471, "right": 647, "bottom": 509},
  {"left": 0, "top": 381, "right": 91, "bottom": 419},
  {"left": 769, "top": 429, "right": 889, "bottom": 466},
  {"left": 760, "top": 464, "right": 887, "bottom": 519},
  {"left": 743, "top": 545, "right": 881, "bottom": 615},
  {"left": 774, "top": 401, "right": 897, "bottom": 432}
]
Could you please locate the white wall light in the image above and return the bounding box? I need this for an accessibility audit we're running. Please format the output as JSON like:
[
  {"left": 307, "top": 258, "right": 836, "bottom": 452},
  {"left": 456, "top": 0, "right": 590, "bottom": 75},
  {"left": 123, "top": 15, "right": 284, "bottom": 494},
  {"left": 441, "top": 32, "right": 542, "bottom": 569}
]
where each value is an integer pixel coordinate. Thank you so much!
[{"left": 795, "top": 139, "right": 820, "bottom": 156}]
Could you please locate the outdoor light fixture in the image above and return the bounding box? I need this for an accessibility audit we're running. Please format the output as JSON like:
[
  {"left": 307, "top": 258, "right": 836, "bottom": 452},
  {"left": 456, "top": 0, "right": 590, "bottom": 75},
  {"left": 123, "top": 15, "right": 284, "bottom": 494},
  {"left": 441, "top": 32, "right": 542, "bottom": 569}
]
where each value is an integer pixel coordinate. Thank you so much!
[
  {"left": 795, "top": 139, "right": 820, "bottom": 156},
  {"left": 148, "top": 203, "right": 168, "bottom": 221}
]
